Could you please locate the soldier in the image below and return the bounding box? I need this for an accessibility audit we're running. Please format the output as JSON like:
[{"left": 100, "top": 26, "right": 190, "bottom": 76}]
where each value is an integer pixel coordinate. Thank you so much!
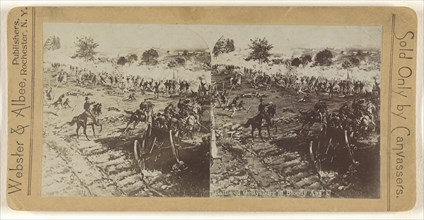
[
  {"left": 45, "top": 87, "right": 53, "bottom": 101},
  {"left": 164, "top": 103, "right": 177, "bottom": 118},
  {"left": 314, "top": 100, "right": 328, "bottom": 118},
  {"left": 153, "top": 81, "right": 161, "bottom": 99},
  {"left": 171, "top": 80, "right": 177, "bottom": 93},
  {"left": 236, "top": 100, "right": 247, "bottom": 111},
  {"left": 258, "top": 98, "right": 272, "bottom": 125},
  {"left": 339, "top": 102, "right": 351, "bottom": 116},
  {"left": 51, "top": 94, "right": 65, "bottom": 109},
  {"left": 185, "top": 81, "right": 190, "bottom": 93},
  {"left": 124, "top": 92, "right": 136, "bottom": 101},
  {"left": 62, "top": 98, "right": 72, "bottom": 109},
  {"left": 176, "top": 98, "right": 184, "bottom": 110},
  {"left": 179, "top": 80, "right": 186, "bottom": 94},
  {"left": 224, "top": 96, "right": 239, "bottom": 117},
  {"left": 83, "top": 96, "right": 97, "bottom": 123},
  {"left": 219, "top": 89, "right": 228, "bottom": 107},
  {"left": 164, "top": 80, "right": 171, "bottom": 94}
]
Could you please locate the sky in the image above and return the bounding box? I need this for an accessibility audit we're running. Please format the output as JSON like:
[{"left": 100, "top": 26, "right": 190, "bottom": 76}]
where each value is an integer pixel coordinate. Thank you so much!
[{"left": 44, "top": 23, "right": 381, "bottom": 56}]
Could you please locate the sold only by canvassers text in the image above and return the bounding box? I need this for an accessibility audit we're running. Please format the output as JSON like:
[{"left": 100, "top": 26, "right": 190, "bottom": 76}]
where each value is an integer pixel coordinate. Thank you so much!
[
  {"left": 391, "top": 30, "right": 415, "bottom": 199},
  {"left": 8, "top": 8, "right": 31, "bottom": 195}
]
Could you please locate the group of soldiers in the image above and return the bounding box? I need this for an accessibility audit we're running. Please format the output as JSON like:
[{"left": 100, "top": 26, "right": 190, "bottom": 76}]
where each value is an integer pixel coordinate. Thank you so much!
[
  {"left": 308, "top": 98, "right": 378, "bottom": 140},
  {"left": 124, "top": 97, "right": 204, "bottom": 138},
  {"left": 54, "top": 63, "right": 201, "bottom": 99}
]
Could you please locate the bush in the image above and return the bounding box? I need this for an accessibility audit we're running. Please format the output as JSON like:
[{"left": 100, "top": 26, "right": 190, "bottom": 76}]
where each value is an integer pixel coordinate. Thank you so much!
[{"left": 314, "top": 49, "right": 333, "bottom": 66}]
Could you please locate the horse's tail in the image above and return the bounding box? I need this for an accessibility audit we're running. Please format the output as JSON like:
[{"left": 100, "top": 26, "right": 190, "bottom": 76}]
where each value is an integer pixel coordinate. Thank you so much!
[
  {"left": 66, "top": 116, "right": 78, "bottom": 126},
  {"left": 243, "top": 118, "right": 252, "bottom": 128}
]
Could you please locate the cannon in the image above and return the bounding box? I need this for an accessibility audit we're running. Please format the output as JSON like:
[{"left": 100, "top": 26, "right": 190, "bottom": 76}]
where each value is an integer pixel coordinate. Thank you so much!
[{"left": 133, "top": 123, "right": 181, "bottom": 171}]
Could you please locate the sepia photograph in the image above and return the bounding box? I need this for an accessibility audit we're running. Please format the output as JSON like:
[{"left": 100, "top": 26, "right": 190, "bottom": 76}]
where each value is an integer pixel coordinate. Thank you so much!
[
  {"left": 41, "top": 24, "right": 212, "bottom": 197},
  {"left": 208, "top": 25, "right": 381, "bottom": 198},
  {"left": 5, "top": 5, "right": 419, "bottom": 212}
]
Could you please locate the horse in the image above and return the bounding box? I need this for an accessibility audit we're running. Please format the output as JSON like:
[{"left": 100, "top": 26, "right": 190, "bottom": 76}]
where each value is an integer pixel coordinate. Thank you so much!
[
  {"left": 67, "top": 109, "right": 103, "bottom": 141},
  {"left": 263, "top": 104, "right": 278, "bottom": 131},
  {"left": 298, "top": 109, "right": 323, "bottom": 135},
  {"left": 123, "top": 109, "right": 147, "bottom": 132},
  {"left": 243, "top": 113, "right": 272, "bottom": 141}
]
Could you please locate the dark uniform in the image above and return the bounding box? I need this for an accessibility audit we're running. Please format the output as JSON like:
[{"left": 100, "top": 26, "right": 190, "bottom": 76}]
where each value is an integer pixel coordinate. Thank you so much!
[
  {"left": 258, "top": 99, "right": 271, "bottom": 125},
  {"left": 84, "top": 97, "right": 96, "bottom": 123}
]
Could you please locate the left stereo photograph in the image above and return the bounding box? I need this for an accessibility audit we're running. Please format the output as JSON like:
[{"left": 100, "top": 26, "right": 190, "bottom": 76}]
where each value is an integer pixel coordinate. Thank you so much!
[{"left": 42, "top": 23, "right": 212, "bottom": 197}]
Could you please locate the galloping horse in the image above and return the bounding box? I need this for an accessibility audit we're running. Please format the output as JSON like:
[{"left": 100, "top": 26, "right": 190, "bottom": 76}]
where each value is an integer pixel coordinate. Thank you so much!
[{"left": 67, "top": 105, "right": 103, "bottom": 140}]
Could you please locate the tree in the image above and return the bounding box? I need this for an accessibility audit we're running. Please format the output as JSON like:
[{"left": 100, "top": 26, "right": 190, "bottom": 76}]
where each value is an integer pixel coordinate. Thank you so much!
[
  {"left": 301, "top": 55, "right": 312, "bottom": 65},
  {"left": 245, "top": 37, "right": 273, "bottom": 64},
  {"left": 44, "top": 36, "right": 61, "bottom": 51},
  {"left": 225, "top": 39, "right": 235, "bottom": 53},
  {"left": 141, "top": 49, "right": 159, "bottom": 65},
  {"left": 342, "top": 57, "right": 360, "bottom": 69},
  {"left": 72, "top": 36, "right": 99, "bottom": 61},
  {"left": 314, "top": 49, "right": 333, "bottom": 66},
  {"left": 168, "top": 57, "right": 186, "bottom": 68},
  {"left": 212, "top": 39, "right": 226, "bottom": 57},
  {"left": 212, "top": 37, "right": 235, "bottom": 57},
  {"left": 291, "top": 57, "right": 302, "bottom": 67},
  {"left": 117, "top": 56, "right": 127, "bottom": 66},
  {"left": 127, "top": 54, "right": 138, "bottom": 63}
]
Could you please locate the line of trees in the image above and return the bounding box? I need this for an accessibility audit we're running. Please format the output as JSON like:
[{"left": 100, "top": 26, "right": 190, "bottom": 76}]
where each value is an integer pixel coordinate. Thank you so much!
[{"left": 70, "top": 35, "right": 370, "bottom": 70}]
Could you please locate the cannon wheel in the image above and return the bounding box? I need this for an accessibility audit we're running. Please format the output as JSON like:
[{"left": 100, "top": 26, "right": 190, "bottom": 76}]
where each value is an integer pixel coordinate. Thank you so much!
[
  {"left": 310, "top": 140, "right": 322, "bottom": 173},
  {"left": 169, "top": 130, "right": 180, "bottom": 163},
  {"left": 134, "top": 138, "right": 146, "bottom": 171},
  {"left": 310, "top": 129, "right": 355, "bottom": 174}
]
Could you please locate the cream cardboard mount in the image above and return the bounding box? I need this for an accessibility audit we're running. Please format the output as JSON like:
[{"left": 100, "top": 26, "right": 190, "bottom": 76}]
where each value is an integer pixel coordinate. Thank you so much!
[{"left": 6, "top": 7, "right": 417, "bottom": 211}]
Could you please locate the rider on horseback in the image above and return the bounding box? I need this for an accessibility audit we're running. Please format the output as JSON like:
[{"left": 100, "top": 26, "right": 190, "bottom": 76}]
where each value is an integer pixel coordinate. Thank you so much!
[
  {"left": 84, "top": 96, "right": 97, "bottom": 124},
  {"left": 258, "top": 98, "right": 272, "bottom": 126}
]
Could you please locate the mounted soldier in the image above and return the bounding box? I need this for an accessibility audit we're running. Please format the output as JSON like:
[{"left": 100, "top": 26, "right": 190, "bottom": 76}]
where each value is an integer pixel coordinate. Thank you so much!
[
  {"left": 83, "top": 96, "right": 97, "bottom": 124},
  {"left": 258, "top": 98, "right": 272, "bottom": 126}
]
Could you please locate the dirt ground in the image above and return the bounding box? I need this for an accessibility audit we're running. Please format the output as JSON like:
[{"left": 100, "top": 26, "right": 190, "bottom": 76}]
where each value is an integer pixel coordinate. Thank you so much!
[
  {"left": 42, "top": 70, "right": 210, "bottom": 197},
  {"left": 210, "top": 72, "right": 380, "bottom": 198}
]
